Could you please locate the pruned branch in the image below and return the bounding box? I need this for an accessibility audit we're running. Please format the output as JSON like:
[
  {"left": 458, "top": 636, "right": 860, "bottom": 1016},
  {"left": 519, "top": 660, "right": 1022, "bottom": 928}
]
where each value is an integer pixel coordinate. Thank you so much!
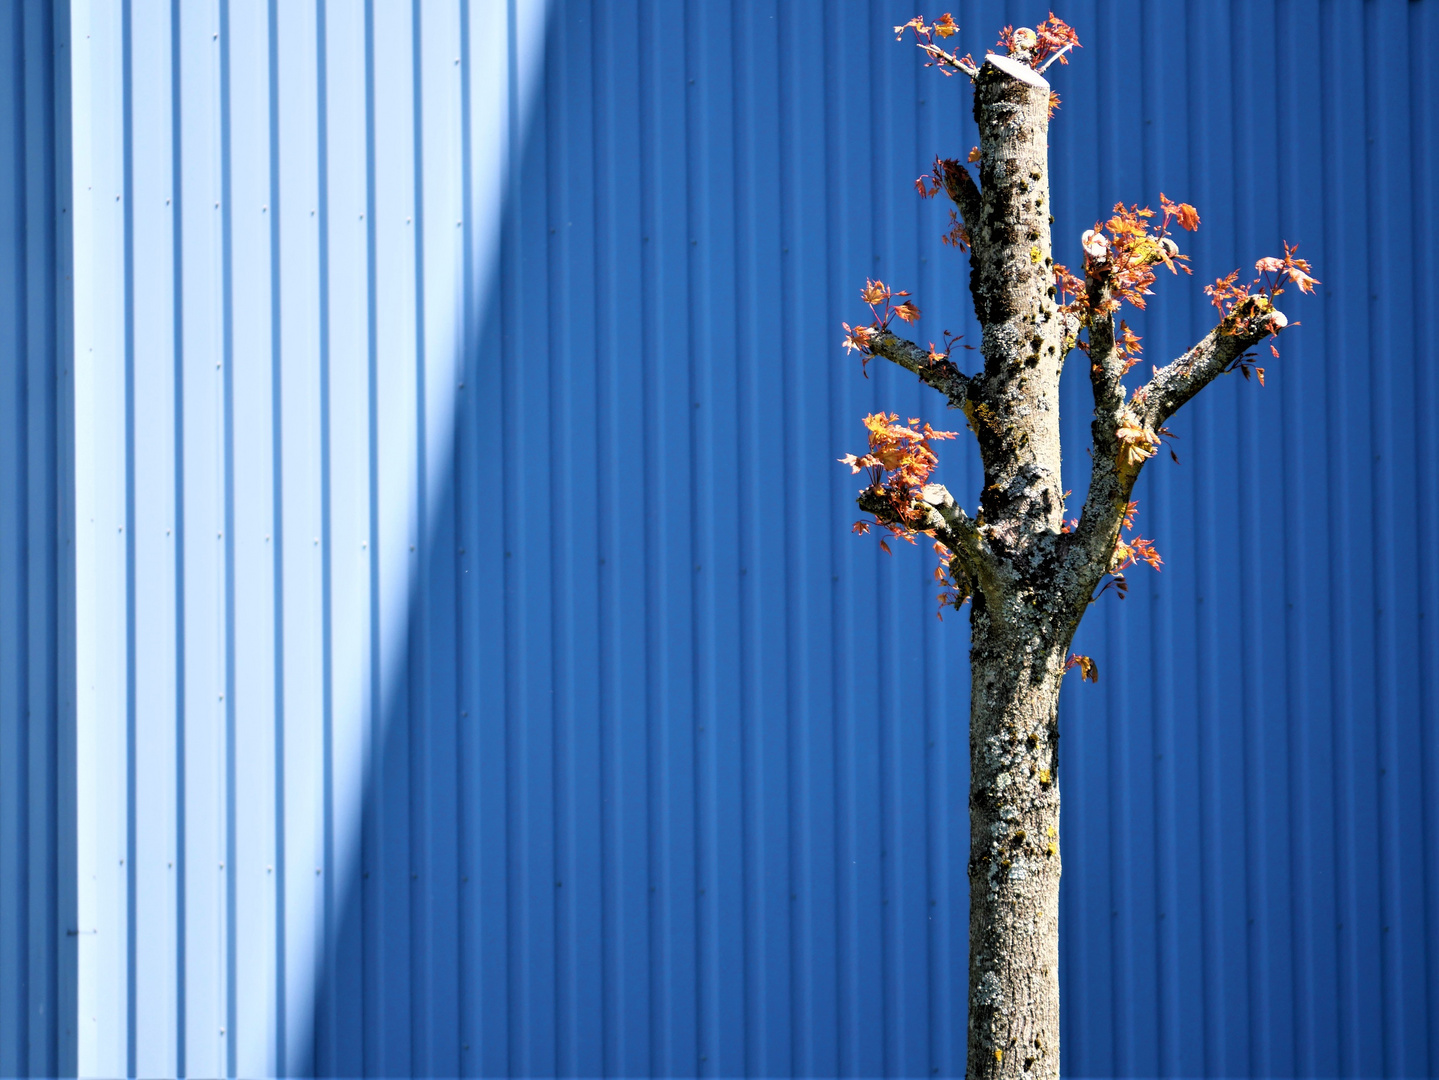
[
  {"left": 1067, "top": 298, "right": 1288, "bottom": 582},
  {"left": 867, "top": 328, "right": 975, "bottom": 410},
  {"left": 940, "top": 160, "right": 983, "bottom": 245},
  {"left": 856, "top": 480, "right": 991, "bottom": 578},
  {"left": 917, "top": 482, "right": 984, "bottom": 561},
  {"left": 1134, "top": 300, "right": 1287, "bottom": 430},
  {"left": 1083, "top": 278, "right": 1122, "bottom": 425}
]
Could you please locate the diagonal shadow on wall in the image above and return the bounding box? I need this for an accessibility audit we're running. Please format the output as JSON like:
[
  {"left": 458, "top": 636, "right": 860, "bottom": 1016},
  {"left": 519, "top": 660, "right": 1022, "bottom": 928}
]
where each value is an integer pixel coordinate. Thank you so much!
[{"left": 298, "top": 1, "right": 982, "bottom": 1076}]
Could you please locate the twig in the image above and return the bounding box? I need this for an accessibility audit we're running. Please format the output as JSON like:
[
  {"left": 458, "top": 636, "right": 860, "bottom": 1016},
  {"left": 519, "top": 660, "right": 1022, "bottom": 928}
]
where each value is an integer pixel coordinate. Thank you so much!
[{"left": 1036, "top": 42, "right": 1073, "bottom": 74}]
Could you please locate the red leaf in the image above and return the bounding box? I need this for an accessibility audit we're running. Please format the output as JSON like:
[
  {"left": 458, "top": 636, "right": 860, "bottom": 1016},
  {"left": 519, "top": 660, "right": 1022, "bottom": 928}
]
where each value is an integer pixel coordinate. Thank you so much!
[
  {"left": 1065, "top": 654, "right": 1099, "bottom": 682},
  {"left": 893, "top": 300, "right": 921, "bottom": 324}
]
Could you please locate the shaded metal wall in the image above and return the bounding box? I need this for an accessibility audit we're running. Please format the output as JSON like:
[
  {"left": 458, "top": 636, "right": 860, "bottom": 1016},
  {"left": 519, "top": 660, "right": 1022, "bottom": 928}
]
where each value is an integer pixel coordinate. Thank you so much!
[
  {"left": 0, "top": 1, "right": 69, "bottom": 1076},
  {"left": 45, "top": 0, "right": 1439, "bottom": 1077}
]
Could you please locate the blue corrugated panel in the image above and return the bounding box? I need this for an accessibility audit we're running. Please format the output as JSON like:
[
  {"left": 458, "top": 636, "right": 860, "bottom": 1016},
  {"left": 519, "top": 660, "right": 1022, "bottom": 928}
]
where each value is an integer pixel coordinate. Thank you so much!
[
  {"left": 36, "top": 0, "right": 1439, "bottom": 1076},
  {"left": 0, "top": 1, "right": 67, "bottom": 1076}
]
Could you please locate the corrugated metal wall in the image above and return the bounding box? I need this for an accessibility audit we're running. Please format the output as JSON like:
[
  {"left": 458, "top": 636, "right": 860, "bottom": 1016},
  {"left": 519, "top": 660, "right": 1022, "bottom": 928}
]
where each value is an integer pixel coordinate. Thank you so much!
[
  {"left": 42, "top": 0, "right": 1439, "bottom": 1077},
  {"left": 0, "top": 1, "right": 68, "bottom": 1076}
]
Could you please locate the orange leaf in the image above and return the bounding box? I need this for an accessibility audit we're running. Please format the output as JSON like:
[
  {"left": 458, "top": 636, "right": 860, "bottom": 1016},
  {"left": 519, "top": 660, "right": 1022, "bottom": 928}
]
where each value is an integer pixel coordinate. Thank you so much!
[
  {"left": 860, "top": 279, "right": 891, "bottom": 305},
  {"left": 1065, "top": 654, "right": 1099, "bottom": 682}
]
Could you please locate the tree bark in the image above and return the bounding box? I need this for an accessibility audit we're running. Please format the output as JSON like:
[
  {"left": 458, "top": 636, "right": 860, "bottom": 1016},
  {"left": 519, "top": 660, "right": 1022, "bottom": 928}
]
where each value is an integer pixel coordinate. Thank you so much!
[
  {"left": 962, "top": 54, "right": 1069, "bottom": 1080},
  {"left": 967, "top": 612, "right": 1064, "bottom": 1080},
  {"left": 858, "top": 44, "right": 1293, "bottom": 1080}
]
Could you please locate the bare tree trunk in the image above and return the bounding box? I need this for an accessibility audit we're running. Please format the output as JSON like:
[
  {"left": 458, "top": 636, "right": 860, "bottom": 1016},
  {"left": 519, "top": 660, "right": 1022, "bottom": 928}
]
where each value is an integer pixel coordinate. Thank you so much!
[
  {"left": 855, "top": 31, "right": 1299, "bottom": 1080},
  {"left": 962, "top": 54, "right": 1071, "bottom": 1080},
  {"left": 967, "top": 609, "right": 1065, "bottom": 1080}
]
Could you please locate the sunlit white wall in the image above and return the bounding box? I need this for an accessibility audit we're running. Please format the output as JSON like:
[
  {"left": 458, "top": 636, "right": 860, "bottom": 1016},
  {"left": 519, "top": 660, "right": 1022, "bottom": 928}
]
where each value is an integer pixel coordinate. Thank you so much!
[{"left": 69, "top": 1, "right": 547, "bottom": 1074}]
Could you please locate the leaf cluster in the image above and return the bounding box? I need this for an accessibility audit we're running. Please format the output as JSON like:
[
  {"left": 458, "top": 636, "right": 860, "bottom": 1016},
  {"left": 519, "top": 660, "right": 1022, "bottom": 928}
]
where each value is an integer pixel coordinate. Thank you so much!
[
  {"left": 1056, "top": 196, "right": 1200, "bottom": 326},
  {"left": 841, "top": 279, "right": 921, "bottom": 370},
  {"left": 841, "top": 412, "right": 957, "bottom": 549},
  {"left": 841, "top": 279, "right": 966, "bottom": 375},
  {"left": 894, "top": 11, "right": 1080, "bottom": 79}
]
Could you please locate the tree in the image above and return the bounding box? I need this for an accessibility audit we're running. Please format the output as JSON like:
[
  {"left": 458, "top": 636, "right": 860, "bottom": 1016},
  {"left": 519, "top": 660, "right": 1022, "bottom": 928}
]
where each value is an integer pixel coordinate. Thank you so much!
[{"left": 839, "top": 16, "right": 1317, "bottom": 1080}]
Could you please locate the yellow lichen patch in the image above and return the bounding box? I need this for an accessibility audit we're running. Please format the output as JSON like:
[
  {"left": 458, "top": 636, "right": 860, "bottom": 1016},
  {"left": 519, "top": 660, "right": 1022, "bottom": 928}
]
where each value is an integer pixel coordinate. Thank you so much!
[
  {"left": 1046, "top": 842, "right": 1057, "bottom": 857},
  {"left": 1039, "top": 768, "right": 1051, "bottom": 785},
  {"left": 1030, "top": 245, "right": 1042, "bottom": 264},
  {"left": 995, "top": 1050, "right": 1004, "bottom": 1063}
]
